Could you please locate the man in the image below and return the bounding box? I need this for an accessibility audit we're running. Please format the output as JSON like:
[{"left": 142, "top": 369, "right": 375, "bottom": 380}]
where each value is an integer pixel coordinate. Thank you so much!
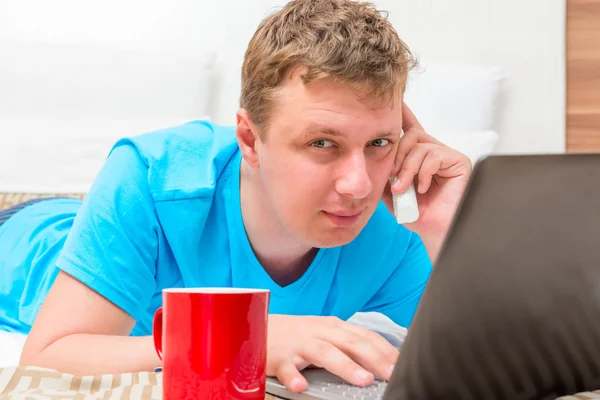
[{"left": 0, "top": 0, "right": 471, "bottom": 394}]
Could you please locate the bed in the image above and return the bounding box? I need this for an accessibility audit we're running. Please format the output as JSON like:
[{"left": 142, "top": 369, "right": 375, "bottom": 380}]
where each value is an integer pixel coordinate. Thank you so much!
[{"left": 0, "top": 57, "right": 511, "bottom": 400}]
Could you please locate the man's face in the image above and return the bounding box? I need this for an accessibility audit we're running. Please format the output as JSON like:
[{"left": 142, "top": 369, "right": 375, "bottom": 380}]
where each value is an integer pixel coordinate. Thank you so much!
[{"left": 254, "top": 70, "right": 403, "bottom": 248}]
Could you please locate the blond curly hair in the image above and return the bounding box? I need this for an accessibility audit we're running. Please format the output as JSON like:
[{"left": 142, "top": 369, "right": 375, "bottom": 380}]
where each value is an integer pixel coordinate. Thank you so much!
[{"left": 240, "top": 0, "right": 417, "bottom": 130}]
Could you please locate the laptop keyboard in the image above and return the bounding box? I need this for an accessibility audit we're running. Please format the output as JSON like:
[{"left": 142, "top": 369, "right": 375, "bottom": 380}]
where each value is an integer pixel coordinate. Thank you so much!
[
  {"left": 266, "top": 368, "right": 389, "bottom": 399},
  {"left": 301, "top": 379, "right": 387, "bottom": 399}
]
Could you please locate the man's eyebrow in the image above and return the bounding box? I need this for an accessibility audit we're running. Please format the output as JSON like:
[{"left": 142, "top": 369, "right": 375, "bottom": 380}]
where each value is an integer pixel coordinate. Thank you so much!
[
  {"left": 302, "top": 124, "right": 397, "bottom": 138},
  {"left": 303, "top": 125, "right": 344, "bottom": 137},
  {"left": 375, "top": 131, "right": 396, "bottom": 137}
]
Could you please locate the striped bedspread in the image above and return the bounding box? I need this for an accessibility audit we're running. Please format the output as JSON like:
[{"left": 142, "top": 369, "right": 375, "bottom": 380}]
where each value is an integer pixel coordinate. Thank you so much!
[
  {"left": 0, "top": 366, "right": 599, "bottom": 400},
  {"left": 0, "top": 192, "right": 85, "bottom": 210},
  {"left": 0, "top": 366, "right": 162, "bottom": 399}
]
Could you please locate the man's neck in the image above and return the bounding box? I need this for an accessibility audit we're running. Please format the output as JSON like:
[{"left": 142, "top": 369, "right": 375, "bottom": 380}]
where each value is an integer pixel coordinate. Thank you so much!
[{"left": 239, "top": 160, "right": 317, "bottom": 286}]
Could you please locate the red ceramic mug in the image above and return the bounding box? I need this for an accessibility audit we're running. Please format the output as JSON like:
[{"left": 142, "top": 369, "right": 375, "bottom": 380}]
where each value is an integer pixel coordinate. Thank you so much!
[{"left": 153, "top": 287, "right": 270, "bottom": 399}]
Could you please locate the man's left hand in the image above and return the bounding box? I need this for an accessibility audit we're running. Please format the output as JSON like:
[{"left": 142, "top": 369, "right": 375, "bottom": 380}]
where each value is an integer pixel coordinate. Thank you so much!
[{"left": 382, "top": 103, "right": 472, "bottom": 261}]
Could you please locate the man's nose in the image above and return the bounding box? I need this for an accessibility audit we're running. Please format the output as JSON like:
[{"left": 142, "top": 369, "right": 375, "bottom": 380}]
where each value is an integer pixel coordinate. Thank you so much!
[{"left": 334, "top": 153, "right": 373, "bottom": 199}]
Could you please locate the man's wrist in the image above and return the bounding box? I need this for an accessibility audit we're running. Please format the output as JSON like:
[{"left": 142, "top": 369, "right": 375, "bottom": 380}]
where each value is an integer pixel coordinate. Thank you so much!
[{"left": 418, "top": 232, "right": 446, "bottom": 265}]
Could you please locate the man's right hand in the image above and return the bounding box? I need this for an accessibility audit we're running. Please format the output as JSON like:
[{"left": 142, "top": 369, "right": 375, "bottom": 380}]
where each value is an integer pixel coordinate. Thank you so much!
[{"left": 267, "top": 314, "right": 399, "bottom": 393}]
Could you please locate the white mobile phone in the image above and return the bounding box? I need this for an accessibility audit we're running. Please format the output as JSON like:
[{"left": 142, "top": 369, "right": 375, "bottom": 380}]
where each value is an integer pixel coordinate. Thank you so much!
[{"left": 390, "top": 176, "right": 419, "bottom": 224}]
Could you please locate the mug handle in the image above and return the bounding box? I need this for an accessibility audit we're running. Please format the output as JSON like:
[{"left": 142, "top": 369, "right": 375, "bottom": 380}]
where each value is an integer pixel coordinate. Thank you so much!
[{"left": 152, "top": 307, "right": 163, "bottom": 360}]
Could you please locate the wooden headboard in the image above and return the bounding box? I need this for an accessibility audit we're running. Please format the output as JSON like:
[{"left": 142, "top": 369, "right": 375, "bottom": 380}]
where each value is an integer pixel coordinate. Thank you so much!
[{"left": 567, "top": 0, "right": 600, "bottom": 152}]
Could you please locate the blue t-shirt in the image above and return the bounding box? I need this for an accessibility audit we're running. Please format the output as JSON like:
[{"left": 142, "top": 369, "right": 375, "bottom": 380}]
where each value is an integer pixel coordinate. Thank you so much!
[{"left": 0, "top": 120, "right": 432, "bottom": 336}]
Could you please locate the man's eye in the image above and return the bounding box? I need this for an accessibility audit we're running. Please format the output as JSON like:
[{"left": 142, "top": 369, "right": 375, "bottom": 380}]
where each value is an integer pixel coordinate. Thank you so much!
[
  {"left": 311, "top": 139, "right": 334, "bottom": 148},
  {"left": 371, "top": 138, "right": 391, "bottom": 147}
]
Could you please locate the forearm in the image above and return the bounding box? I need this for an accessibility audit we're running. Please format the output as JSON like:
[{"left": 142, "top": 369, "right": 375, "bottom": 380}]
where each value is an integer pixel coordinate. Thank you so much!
[{"left": 20, "top": 334, "right": 160, "bottom": 376}]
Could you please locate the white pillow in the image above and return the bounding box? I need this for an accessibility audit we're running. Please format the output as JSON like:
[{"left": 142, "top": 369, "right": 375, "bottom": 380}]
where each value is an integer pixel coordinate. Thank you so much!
[
  {"left": 404, "top": 63, "right": 505, "bottom": 134},
  {"left": 0, "top": 39, "right": 215, "bottom": 193},
  {"left": 432, "top": 130, "right": 500, "bottom": 168},
  {"left": 0, "top": 116, "right": 208, "bottom": 193},
  {"left": 0, "top": 40, "right": 215, "bottom": 121}
]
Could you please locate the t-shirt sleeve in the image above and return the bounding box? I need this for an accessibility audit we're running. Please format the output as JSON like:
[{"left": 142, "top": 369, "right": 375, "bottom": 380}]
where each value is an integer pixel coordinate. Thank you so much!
[
  {"left": 360, "top": 231, "right": 433, "bottom": 328},
  {"left": 55, "top": 143, "right": 159, "bottom": 321}
]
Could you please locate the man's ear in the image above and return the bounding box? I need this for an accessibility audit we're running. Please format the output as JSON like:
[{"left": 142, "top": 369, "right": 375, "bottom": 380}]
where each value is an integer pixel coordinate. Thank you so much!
[{"left": 236, "top": 109, "right": 261, "bottom": 168}]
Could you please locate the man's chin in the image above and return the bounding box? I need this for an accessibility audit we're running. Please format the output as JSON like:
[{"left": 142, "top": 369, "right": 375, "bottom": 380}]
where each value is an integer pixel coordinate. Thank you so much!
[{"left": 306, "top": 225, "right": 366, "bottom": 248}]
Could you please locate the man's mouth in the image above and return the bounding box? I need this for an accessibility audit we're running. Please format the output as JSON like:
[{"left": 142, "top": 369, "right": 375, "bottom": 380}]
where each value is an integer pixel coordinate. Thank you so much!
[{"left": 322, "top": 209, "right": 365, "bottom": 227}]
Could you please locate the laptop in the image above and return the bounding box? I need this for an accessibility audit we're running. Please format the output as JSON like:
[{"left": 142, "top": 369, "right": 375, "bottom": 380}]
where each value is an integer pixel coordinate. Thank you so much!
[{"left": 266, "top": 153, "right": 600, "bottom": 400}]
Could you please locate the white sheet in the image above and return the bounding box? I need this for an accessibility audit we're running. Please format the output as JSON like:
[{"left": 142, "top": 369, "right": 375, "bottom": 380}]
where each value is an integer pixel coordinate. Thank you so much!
[
  {"left": 347, "top": 312, "right": 408, "bottom": 349},
  {"left": 0, "top": 331, "right": 27, "bottom": 368}
]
